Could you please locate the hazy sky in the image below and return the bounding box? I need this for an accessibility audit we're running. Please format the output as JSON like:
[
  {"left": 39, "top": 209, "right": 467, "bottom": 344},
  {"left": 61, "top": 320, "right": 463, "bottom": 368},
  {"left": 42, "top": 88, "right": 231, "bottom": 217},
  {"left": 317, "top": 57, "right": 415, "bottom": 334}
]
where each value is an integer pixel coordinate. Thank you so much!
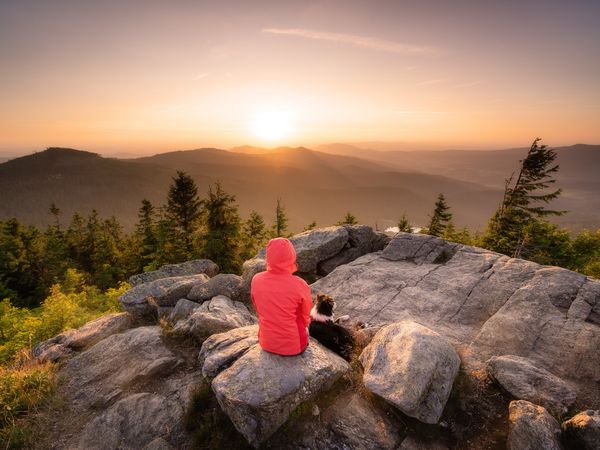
[{"left": 1, "top": 0, "right": 599, "bottom": 154}]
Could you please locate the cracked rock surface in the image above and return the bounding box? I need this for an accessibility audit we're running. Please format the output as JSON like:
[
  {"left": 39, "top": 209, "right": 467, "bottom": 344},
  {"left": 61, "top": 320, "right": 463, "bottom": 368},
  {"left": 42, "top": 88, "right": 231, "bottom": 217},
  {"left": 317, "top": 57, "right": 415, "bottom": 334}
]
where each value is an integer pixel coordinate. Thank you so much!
[{"left": 312, "top": 232, "right": 600, "bottom": 405}]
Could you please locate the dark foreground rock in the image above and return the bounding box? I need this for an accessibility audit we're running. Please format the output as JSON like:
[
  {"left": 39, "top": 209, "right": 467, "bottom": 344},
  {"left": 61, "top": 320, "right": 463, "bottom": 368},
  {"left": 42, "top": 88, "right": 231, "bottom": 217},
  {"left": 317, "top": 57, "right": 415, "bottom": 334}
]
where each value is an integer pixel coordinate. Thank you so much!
[
  {"left": 211, "top": 339, "right": 351, "bottom": 447},
  {"left": 312, "top": 232, "right": 600, "bottom": 406},
  {"left": 359, "top": 320, "right": 460, "bottom": 424},
  {"left": 128, "top": 259, "right": 218, "bottom": 286},
  {"left": 562, "top": 410, "right": 600, "bottom": 450},
  {"left": 507, "top": 400, "right": 563, "bottom": 450},
  {"left": 486, "top": 355, "right": 576, "bottom": 414}
]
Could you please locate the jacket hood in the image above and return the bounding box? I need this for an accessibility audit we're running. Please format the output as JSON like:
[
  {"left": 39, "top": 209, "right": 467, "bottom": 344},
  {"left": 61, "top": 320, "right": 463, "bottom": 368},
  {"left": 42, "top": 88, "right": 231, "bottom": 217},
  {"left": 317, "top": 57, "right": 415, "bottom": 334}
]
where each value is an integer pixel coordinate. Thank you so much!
[{"left": 266, "top": 238, "right": 297, "bottom": 273}]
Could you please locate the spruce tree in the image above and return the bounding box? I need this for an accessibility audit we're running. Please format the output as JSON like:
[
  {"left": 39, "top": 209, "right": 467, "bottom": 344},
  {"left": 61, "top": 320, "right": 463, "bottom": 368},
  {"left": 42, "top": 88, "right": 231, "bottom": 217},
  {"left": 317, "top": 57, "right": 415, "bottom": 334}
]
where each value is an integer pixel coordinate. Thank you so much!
[
  {"left": 201, "top": 182, "right": 242, "bottom": 273},
  {"left": 483, "top": 138, "right": 564, "bottom": 257},
  {"left": 134, "top": 199, "right": 158, "bottom": 271},
  {"left": 426, "top": 194, "right": 452, "bottom": 237},
  {"left": 272, "top": 198, "right": 289, "bottom": 237},
  {"left": 165, "top": 171, "right": 202, "bottom": 259},
  {"left": 397, "top": 213, "right": 412, "bottom": 233},
  {"left": 303, "top": 221, "right": 317, "bottom": 231},
  {"left": 336, "top": 212, "right": 358, "bottom": 226},
  {"left": 240, "top": 211, "right": 269, "bottom": 262}
]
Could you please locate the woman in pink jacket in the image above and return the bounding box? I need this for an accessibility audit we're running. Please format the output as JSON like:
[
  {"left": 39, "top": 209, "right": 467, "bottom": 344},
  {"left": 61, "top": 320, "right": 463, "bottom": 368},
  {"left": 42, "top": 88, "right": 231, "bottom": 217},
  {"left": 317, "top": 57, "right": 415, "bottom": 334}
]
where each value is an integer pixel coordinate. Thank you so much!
[{"left": 251, "top": 238, "right": 312, "bottom": 356}]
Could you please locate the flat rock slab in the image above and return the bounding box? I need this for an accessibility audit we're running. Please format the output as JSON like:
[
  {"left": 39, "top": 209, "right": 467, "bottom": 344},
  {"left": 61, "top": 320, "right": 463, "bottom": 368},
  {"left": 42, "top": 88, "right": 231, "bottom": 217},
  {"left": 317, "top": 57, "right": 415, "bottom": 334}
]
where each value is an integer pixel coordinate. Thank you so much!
[
  {"left": 120, "top": 274, "right": 208, "bottom": 320},
  {"left": 562, "top": 410, "right": 600, "bottom": 450},
  {"left": 172, "top": 295, "right": 256, "bottom": 339},
  {"left": 486, "top": 355, "right": 576, "bottom": 414},
  {"left": 507, "top": 400, "right": 563, "bottom": 450},
  {"left": 312, "top": 232, "right": 600, "bottom": 406},
  {"left": 360, "top": 320, "right": 460, "bottom": 424},
  {"left": 212, "top": 339, "right": 351, "bottom": 447},
  {"left": 62, "top": 326, "right": 181, "bottom": 409},
  {"left": 128, "top": 259, "right": 218, "bottom": 286},
  {"left": 187, "top": 273, "right": 244, "bottom": 302},
  {"left": 198, "top": 325, "right": 259, "bottom": 378}
]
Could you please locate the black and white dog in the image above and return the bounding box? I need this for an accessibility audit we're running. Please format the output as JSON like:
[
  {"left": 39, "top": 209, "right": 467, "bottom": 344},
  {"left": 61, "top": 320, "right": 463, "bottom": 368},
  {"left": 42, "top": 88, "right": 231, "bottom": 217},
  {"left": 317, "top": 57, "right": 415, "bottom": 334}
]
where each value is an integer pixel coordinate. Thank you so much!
[{"left": 309, "top": 294, "right": 355, "bottom": 361}]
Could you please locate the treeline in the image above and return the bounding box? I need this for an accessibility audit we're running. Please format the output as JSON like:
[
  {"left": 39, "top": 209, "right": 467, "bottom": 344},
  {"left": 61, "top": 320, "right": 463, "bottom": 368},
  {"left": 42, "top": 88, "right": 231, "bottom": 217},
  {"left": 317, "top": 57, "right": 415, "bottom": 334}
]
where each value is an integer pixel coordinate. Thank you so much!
[
  {"left": 404, "top": 139, "right": 600, "bottom": 278},
  {"left": 0, "top": 172, "right": 289, "bottom": 308}
]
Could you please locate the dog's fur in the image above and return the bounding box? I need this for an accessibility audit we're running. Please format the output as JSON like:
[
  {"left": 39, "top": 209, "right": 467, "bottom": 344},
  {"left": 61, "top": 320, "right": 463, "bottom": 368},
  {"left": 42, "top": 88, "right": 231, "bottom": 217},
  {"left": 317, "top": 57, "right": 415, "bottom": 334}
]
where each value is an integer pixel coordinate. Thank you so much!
[{"left": 309, "top": 294, "right": 355, "bottom": 361}]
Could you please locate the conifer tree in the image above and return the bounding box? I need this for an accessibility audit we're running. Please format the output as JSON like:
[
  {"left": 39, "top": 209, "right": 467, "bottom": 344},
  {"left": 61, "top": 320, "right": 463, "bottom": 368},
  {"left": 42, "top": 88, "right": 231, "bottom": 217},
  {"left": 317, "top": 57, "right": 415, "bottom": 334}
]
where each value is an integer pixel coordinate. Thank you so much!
[
  {"left": 201, "top": 182, "right": 242, "bottom": 273},
  {"left": 336, "top": 212, "right": 358, "bottom": 226},
  {"left": 426, "top": 194, "right": 453, "bottom": 237},
  {"left": 134, "top": 199, "right": 158, "bottom": 271},
  {"left": 165, "top": 171, "right": 202, "bottom": 259},
  {"left": 482, "top": 138, "right": 564, "bottom": 257},
  {"left": 240, "top": 211, "right": 269, "bottom": 262},
  {"left": 272, "top": 198, "right": 289, "bottom": 237},
  {"left": 397, "top": 213, "right": 412, "bottom": 233}
]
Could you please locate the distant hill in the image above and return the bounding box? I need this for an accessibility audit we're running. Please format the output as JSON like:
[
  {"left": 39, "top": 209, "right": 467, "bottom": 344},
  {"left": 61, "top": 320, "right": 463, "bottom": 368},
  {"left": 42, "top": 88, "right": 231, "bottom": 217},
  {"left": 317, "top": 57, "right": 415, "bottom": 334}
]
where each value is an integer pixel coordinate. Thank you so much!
[
  {"left": 0, "top": 147, "right": 502, "bottom": 231},
  {"left": 1, "top": 144, "right": 598, "bottom": 231}
]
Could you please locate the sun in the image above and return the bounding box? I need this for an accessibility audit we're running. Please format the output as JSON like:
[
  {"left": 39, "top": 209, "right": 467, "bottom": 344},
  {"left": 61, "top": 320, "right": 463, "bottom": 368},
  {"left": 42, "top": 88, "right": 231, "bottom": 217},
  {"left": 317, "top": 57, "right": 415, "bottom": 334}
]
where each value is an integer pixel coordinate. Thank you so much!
[{"left": 251, "top": 110, "right": 293, "bottom": 142}]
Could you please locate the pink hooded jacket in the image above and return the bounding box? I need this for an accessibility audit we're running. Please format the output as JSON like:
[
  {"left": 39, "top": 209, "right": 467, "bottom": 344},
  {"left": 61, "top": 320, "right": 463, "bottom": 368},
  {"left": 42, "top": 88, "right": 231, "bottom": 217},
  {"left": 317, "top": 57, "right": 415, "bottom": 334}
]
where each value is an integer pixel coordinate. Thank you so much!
[{"left": 251, "top": 238, "right": 312, "bottom": 356}]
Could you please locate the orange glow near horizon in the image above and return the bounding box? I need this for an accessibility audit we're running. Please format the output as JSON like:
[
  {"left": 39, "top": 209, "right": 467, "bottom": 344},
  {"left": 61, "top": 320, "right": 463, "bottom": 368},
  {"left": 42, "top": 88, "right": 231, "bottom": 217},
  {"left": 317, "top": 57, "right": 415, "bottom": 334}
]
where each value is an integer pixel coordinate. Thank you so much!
[{"left": 1, "top": 1, "right": 599, "bottom": 155}]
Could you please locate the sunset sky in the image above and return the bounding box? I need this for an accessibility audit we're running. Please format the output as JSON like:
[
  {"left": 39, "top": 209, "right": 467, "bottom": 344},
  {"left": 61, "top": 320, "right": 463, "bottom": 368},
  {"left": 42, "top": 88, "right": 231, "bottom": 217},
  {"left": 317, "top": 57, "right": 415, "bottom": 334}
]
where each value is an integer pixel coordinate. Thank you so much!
[{"left": 1, "top": 0, "right": 599, "bottom": 155}]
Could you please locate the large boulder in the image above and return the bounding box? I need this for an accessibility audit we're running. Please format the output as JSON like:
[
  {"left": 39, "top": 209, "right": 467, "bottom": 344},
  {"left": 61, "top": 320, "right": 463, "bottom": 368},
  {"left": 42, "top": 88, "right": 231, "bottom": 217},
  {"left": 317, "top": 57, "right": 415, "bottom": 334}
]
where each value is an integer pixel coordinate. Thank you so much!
[
  {"left": 486, "top": 355, "right": 576, "bottom": 414},
  {"left": 33, "top": 312, "right": 132, "bottom": 362},
  {"left": 172, "top": 295, "right": 256, "bottom": 339},
  {"left": 187, "top": 273, "right": 244, "bottom": 302},
  {"left": 562, "top": 410, "right": 600, "bottom": 450},
  {"left": 119, "top": 274, "right": 208, "bottom": 320},
  {"left": 312, "top": 232, "right": 600, "bottom": 406},
  {"left": 398, "top": 436, "right": 450, "bottom": 450},
  {"left": 359, "top": 320, "right": 460, "bottom": 424},
  {"left": 198, "top": 325, "right": 259, "bottom": 378},
  {"left": 128, "top": 259, "right": 218, "bottom": 286},
  {"left": 212, "top": 339, "right": 351, "bottom": 447},
  {"left": 62, "top": 326, "right": 182, "bottom": 409},
  {"left": 507, "top": 400, "right": 563, "bottom": 450}
]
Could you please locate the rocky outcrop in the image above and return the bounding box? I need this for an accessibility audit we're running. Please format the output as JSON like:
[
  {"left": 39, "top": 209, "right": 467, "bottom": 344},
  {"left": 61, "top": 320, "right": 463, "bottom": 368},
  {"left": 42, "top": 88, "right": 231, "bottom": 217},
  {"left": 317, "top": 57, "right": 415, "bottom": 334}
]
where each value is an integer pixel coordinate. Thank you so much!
[
  {"left": 211, "top": 338, "right": 351, "bottom": 447},
  {"left": 486, "top": 355, "right": 576, "bottom": 414},
  {"left": 119, "top": 274, "right": 208, "bottom": 320},
  {"left": 312, "top": 232, "right": 600, "bottom": 405},
  {"left": 398, "top": 436, "right": 450, "bottom": 450},
  {"left": 562, "top": 410, "right": 600, "bottom": 450},
  {"left": 63, "top": 326, "right": 182, "bottom": 409},
  {"left": 359, "top": 321, "right": 460, "bottom": 424},
  {"left": 507, "top": 400, "right": 563, "bottom": 450},
  {"left": 128, "top": 259, "right": 218, "bottom": 286},
  {"left": 198, "top": 325, "right": 259, "bottom": 378},
  {"left": 187, "top": 273, "right": 244, "bottom": 302},
  {"left": 33, "top": 312, "right": 131, "bottom": 362},
  {"left": 172, "top": 295, "right": 256, "bottom": 339},
  {"left": 242, "top": 225, "right": 390, "bottom": 294}
]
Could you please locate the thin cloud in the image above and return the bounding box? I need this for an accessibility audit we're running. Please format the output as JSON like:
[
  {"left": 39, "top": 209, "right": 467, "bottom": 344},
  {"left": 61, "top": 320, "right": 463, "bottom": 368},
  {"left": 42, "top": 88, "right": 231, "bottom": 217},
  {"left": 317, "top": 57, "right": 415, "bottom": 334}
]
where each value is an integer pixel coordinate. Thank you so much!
[
  {"left": 262, "top": 28, "right": 436, "bottom": 55},
  {"left": 453, "top": 80, "right": 482, "bottom": 88},
  {"left": 194, "top": 73, "right": 208, "bottom": 80},
  {"left": 416, "top": 79, "right": 445, "bottom": 86}
]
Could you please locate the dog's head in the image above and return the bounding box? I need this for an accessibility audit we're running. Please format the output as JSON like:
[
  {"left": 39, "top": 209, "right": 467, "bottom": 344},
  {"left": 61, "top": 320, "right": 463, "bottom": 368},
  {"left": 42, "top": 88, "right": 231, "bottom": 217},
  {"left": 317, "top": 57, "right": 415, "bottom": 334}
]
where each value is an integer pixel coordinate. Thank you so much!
[{"left": 315, "top": 293, "right": 335, "bottom": 318}]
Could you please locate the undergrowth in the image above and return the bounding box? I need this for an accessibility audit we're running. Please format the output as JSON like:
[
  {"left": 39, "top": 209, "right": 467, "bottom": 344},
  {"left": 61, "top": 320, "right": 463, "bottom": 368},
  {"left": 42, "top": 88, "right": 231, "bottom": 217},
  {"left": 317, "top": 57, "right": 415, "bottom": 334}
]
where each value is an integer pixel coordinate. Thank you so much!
[{"left": 0, "top": 361, "right": 57, "bottom": 449}]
